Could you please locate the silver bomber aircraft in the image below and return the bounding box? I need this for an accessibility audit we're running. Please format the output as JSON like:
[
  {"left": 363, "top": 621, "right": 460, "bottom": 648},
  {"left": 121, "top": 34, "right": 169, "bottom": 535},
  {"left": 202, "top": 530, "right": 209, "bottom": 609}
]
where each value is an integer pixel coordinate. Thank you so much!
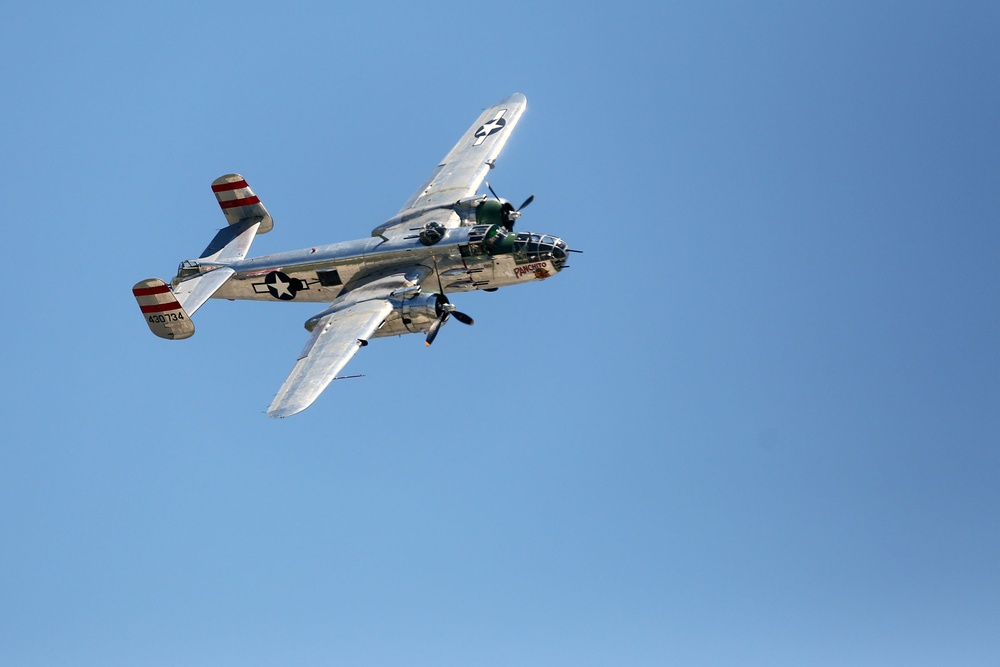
[{"left": 133, "top": 93, "right": 572, "bottom": 418}]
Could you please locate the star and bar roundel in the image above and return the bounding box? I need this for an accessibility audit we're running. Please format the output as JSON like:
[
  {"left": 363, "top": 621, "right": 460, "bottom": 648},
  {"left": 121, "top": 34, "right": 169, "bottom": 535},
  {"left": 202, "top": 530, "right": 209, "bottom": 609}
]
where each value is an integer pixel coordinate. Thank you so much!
[
  {"left": 473, "top": 108, "right": 508, "bottom": 146},
  {"left": 253, "top": 271, "right": 307, "bottom": 300}
]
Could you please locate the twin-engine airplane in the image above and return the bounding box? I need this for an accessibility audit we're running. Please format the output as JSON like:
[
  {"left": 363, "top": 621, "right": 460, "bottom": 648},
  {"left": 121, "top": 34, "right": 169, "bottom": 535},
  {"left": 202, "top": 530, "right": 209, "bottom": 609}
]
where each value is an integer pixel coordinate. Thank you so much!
[{"left": 133, "top": 93, "right": 573, "bottom": 417}]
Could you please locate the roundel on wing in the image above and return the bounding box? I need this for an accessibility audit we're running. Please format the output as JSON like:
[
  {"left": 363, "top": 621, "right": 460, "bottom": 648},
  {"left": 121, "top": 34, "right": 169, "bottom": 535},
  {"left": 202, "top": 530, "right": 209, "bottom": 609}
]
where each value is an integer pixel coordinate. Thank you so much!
[
  {"left": 264, "top": 271, "right": 301, "bottom": 300},
  {"left": 475, "top": 117, "right": 506, "bottom": 141}
]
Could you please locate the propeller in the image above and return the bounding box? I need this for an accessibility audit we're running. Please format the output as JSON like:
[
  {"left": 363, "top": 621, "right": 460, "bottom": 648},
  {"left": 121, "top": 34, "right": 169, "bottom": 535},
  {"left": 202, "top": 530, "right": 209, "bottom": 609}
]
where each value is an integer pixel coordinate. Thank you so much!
[
  {"left": 486, "top": 181, "right": 535, "bottom": 231},
  {"left": 426, "top": 258, "right": 474, "bottom": 346}
]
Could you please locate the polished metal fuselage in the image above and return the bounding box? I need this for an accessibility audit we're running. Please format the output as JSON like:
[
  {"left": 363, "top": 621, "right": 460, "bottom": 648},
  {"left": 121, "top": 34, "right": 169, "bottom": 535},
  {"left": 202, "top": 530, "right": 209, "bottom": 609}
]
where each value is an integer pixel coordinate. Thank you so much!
[{"left": 197, "top": 225, "right": 562, "bottom": 304}]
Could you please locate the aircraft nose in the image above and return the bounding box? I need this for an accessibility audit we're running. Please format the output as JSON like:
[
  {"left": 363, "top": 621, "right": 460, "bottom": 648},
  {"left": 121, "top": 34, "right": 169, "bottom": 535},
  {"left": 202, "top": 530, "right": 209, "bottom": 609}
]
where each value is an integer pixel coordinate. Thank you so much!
[
  {"left": 512, "top": 232, "right": 570, "bottom": 272},
  {"left": 551, "top": 238, "right": 568, "bottom": 271}
]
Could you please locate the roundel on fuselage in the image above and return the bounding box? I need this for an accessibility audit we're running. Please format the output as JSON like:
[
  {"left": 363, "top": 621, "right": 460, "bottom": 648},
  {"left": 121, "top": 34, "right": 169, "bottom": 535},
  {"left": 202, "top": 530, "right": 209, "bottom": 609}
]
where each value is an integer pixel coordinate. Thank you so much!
[{"left": 264, "top": 271, "right": 301, "bottom": 300}]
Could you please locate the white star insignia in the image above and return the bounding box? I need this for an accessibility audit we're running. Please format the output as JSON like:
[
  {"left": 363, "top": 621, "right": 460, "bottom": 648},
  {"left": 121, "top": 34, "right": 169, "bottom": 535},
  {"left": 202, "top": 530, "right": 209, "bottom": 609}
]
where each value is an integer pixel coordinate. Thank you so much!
[{"left": 269, "top": 275, "right": 292, "bottom": 297}]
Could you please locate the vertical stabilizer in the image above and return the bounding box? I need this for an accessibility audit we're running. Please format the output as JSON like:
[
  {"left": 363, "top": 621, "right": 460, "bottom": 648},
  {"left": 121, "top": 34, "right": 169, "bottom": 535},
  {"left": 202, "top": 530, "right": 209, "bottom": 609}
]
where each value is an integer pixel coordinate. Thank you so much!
[
  {"left": 132, "top": 278, "right": 195, "bottom": 340},
  {"left": 211, "top": 174, "right": 273, "bottom": 233}
]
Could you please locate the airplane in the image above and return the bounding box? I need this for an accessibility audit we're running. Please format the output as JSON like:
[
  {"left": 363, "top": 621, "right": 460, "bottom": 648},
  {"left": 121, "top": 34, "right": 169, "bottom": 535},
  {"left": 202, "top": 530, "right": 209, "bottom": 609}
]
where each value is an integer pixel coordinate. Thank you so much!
[{"left": 132, "top": 93, "right": 574, "bottom": 418}]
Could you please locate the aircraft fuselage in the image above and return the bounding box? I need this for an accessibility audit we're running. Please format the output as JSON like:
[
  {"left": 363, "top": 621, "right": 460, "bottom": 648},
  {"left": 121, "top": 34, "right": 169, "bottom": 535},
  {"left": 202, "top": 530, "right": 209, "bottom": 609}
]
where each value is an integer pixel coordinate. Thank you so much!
[{"left": 177, "top": 223, "right": 567, "bottom": 304}]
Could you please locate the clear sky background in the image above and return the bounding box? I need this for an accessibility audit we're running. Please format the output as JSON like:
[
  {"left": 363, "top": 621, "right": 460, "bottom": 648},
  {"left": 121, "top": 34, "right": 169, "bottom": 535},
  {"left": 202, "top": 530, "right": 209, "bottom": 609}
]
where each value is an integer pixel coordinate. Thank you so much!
[{"left": 1, "top": 2, "right": 998, "bottom": 665}]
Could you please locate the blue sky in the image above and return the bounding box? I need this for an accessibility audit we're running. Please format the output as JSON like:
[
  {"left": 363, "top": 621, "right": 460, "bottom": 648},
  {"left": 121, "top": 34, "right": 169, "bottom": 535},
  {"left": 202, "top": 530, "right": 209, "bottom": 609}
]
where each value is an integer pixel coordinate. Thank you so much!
[{"left": 1, "top": 1, "right": 998, "bottom": 665}]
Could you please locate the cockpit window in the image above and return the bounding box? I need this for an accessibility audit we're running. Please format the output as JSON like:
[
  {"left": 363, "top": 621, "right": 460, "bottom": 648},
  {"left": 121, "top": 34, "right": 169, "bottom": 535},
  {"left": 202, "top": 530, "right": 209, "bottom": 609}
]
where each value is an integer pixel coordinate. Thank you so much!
[{"left": 513, "top": 233, "right": 567, "bottom": 268}]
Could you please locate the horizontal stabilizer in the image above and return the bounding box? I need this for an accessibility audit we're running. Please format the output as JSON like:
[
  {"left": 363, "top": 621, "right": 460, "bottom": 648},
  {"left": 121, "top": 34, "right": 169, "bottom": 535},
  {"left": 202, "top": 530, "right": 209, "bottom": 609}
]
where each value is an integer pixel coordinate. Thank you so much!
[
  {"left": 172, "top": 267, "right": 236, "bottom": 316},
  {"left": 211, "top": 174, "right": 273, "bottom": 233},
  {"left": 132, "top": 279, "right": 195, "bottom": 340}
]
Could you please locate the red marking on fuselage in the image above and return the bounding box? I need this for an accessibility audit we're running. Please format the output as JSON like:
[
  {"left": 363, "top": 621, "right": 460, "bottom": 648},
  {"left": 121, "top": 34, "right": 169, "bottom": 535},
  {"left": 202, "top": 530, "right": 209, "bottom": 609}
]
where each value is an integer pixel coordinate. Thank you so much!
[{"left": 513, "top": 261, "right": 549, "bottom": 279}]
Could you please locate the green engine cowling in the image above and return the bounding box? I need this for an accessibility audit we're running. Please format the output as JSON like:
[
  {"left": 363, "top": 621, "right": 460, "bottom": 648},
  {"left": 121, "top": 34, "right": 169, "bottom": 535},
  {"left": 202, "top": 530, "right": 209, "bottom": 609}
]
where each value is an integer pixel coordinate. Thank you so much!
[
  {"left": 475, "top": 199, "right": 517, "bottom": 230},
  {"left": 475, "top": 199, "right": 504, "bottom": 226}
]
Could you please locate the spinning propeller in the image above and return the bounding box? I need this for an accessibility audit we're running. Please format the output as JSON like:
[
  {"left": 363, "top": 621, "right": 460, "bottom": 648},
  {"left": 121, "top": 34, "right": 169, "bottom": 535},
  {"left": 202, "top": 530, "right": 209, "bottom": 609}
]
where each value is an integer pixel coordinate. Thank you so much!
[
  {"left": 486, "top": 181, "right": 534, "bottom": 231},
  {"left": 426, "top": 258, "right": 474, "bottom": 346}
]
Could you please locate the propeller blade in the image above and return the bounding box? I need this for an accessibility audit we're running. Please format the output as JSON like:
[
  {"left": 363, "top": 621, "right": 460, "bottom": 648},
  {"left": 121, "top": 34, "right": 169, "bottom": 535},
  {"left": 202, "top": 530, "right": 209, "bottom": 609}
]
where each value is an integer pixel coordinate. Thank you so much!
[
  {"left": 426, "top": 254, "right": 471, "bottom": 342},
  {"left": 517, "top": 194, "right": 535, "bottom": 211},
  {"left": 451, "top": 311, "right": 474, "bottom": 326},
  {"left": 425, "top": 317, "right": 443, "bottom": 346},
  {"left": 486, "top": 181, "right": 500, "bottom": 200}
]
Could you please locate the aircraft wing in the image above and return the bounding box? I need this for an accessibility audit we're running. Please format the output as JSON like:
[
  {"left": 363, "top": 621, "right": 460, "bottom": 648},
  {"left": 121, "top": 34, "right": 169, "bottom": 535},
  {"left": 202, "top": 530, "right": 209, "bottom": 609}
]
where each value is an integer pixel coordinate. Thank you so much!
[
  {"left": 396, "top": 93, "right": 527, "bottom": 213},
  {"left": 266, "top": 269, "right": 429, "bottom": 418},
  {"left": 267, "top": 299, "right": 392, "bottom": 418}
]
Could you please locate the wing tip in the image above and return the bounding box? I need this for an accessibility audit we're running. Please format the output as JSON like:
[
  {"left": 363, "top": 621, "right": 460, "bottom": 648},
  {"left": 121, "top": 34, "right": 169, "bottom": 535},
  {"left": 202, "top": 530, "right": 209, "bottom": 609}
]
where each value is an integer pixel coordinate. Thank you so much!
[{"left": 267, "top": 402, "right": 307, "bottom": 419}]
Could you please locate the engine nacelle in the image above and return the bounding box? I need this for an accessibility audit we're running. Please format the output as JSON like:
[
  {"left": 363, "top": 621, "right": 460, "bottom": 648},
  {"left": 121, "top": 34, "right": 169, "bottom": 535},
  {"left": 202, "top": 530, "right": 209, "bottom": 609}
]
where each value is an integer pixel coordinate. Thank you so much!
[{"left": 370, "top": 293, "right": 441, "bottom": 339}]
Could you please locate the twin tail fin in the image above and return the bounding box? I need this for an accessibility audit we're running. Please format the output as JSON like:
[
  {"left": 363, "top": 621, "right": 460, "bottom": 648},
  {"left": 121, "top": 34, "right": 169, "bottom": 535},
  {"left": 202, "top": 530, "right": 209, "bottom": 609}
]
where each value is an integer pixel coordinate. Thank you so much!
[
  {"left": 132, "top": 278, "right": 195, "bottom": 340},
  {"left": 133, "top": 173, "right": 271, "bottom": 340}
]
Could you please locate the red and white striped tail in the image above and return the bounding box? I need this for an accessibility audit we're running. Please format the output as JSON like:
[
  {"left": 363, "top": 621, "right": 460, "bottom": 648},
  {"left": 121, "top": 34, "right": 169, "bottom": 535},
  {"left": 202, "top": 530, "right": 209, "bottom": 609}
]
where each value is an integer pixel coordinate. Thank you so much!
[
  {"left": 132, "top": 278, "right": 195, "bottom": 340},
  {"left": 211, "top": 174, "right": 273, "bottom": 233}
]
